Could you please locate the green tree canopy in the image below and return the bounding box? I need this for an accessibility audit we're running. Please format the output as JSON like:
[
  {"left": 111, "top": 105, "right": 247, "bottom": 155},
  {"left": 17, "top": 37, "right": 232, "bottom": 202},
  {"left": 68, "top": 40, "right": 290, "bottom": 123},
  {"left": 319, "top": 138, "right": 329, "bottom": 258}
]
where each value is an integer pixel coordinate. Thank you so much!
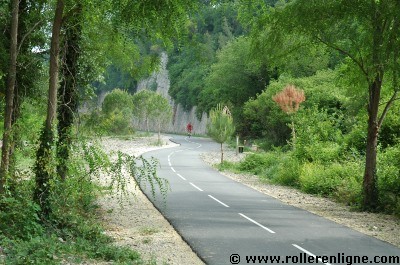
[{"left": 102, "top": 89, "right": 134, "bottom": 116}]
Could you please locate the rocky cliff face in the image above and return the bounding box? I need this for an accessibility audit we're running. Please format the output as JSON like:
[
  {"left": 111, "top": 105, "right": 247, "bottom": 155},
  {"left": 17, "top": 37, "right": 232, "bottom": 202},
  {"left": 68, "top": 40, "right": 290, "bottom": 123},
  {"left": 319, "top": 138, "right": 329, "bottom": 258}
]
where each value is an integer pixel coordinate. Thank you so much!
[{"left": 135, "top": 52, "right": 208, "bottom": 135}]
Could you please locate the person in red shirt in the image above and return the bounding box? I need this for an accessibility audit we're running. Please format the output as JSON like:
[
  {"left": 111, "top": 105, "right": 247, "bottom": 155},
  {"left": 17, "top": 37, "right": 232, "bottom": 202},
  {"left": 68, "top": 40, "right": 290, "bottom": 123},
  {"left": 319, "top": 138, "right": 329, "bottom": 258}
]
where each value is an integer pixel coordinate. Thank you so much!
[{"left": 186, "top": 123, "right": 193, "bottom": 137}]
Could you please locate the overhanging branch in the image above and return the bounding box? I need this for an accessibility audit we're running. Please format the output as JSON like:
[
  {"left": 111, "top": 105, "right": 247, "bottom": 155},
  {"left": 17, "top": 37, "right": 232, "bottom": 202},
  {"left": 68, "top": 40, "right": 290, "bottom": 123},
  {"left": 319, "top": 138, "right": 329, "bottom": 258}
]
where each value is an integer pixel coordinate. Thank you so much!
[{"left": 315, "top": 36, "right": 370, "bottom": 82}]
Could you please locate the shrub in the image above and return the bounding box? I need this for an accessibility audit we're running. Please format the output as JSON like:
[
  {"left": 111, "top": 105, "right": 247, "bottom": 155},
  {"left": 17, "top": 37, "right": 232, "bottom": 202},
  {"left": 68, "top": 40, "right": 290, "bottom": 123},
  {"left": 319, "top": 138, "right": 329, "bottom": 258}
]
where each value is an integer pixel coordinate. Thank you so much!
[
  {"left": 239, "top": 153, "right": 275, "bottom": 175},
  {"left": 300, "top": 162, "right": 342, "bottom": 196},
  {"left": 293, "top": 107, "right": 344, "bottom": 163},
  {"left": 299, "top": 161, "right": 363, "bottom": 199},
  {"left": 0, "top": 192, "right": 43, "bottom": 240},
  {"left": 101, "top": 109, "right": 134, "bottom": 135},
  {"left": 271, "top": 153, "right": 301, "bottom": 186},
  {"left": 303, "top": 141, "right": 342, "bottom": 164},
  {"left": 238, "top": 151, "right": 300, "bottom": 187},
  {"left": 334, "top": 161, "right": 363, "bottom": 206},
  {"left": 378, "top": 145, "right": 400, "bottom": 215}
]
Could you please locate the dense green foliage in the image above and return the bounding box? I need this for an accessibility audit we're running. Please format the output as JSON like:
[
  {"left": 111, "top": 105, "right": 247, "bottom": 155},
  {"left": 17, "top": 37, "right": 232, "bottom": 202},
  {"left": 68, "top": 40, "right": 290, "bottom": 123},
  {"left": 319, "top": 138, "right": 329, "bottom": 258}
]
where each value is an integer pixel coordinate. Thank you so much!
[
  {"left": 168, "top": 2, "right": 245, "bottom": 112},
  {"left": 223, "top": 66, "right": 399, "bottom": 215},
  {"left": 0, "top": 0, "right": 202, "bottom": 263}
]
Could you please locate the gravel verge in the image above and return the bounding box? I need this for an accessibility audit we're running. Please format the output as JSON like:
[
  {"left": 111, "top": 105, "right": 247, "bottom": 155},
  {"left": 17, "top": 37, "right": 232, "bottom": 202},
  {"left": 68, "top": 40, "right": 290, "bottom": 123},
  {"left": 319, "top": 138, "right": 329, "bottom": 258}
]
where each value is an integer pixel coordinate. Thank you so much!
[{"left": 95, "top": 135, "right": 204, "bottom": 265}]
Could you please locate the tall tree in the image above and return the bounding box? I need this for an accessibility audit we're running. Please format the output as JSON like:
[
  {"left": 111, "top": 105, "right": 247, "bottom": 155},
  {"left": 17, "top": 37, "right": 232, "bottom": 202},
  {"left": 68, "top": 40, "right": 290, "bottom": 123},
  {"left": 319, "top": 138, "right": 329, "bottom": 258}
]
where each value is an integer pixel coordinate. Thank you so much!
[
  {"left": 0, "top": 0, "right": 19, "bottom": 193},
  {"left": 34, "top": 0, "right": 65, "bottom": 216},
  {"left": 242, "top": 0, "right": 400, "bottom": 210},
  {"left": 57, "top": 3, "right": 83, "bottom": 180}
]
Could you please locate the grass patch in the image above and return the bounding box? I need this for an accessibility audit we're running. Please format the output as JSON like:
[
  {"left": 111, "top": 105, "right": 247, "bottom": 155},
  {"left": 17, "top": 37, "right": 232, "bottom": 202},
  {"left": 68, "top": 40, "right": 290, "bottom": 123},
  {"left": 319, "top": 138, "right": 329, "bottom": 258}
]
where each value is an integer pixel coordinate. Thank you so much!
[{"left": 139, "top": 227, "right": 159, "bottom": 236}]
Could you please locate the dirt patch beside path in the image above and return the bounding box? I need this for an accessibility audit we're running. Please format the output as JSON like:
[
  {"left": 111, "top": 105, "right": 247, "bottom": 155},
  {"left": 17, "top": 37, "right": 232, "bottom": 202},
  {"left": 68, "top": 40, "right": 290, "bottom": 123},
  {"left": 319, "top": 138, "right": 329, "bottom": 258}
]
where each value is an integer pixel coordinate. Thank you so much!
[{"left": 97, "top": 135, "right": 204, "bottom": 265}]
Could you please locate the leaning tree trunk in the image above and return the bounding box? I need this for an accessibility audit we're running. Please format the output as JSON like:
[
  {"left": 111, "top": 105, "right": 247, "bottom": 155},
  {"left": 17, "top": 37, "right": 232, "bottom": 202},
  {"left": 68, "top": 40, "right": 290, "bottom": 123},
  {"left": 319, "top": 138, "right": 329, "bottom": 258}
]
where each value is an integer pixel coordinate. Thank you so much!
[
  {"left": 34, "top": 0, "right": 64, "bottom": 217},
  {"left": 0, "top": 0, "right": 19, "bottom": 194},
  {"left": 363, "top": 76, "right": 382, "bottom": 210},
  {"left": 57, "top": 4, "right": 82, "bottom": 180}
]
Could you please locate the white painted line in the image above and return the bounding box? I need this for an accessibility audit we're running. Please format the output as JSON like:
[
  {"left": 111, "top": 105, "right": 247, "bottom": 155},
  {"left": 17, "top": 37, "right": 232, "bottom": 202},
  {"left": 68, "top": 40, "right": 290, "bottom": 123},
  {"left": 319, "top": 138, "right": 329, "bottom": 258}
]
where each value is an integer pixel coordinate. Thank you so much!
[
  {"left": 238, "top": 213, "right": 275, "bottom": 234},
  {"left": 167, "top": 153, "right": 172, "bottom": 166},
  {"left": 171, "top": 167, "right": 176, "bottom": 173},
  {"left": 177, "top": 174, "right": 186, "bottom": 181},
  {"left": 190, "top": 182, "right": 203, "bottom": 192},
  {"left": 208, "top": 195, "right": 229, "bottom": 208},
  {"left": 292, "top": 244, "right": 332, "bottom": 265}
]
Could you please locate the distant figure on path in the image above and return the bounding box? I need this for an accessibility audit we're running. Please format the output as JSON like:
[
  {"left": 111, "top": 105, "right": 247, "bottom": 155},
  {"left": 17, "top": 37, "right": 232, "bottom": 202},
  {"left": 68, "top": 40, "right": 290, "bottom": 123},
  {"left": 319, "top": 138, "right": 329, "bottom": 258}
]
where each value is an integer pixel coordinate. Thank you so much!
[{"left": 186, "top": 123, "right": 193, "bottom": 137}]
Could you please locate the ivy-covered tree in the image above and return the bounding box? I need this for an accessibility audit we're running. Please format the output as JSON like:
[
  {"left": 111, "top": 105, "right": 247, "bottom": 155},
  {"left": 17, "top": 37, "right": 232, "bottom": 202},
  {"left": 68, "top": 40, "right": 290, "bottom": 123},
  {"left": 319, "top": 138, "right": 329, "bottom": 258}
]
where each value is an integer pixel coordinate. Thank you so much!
[{"left": 0, "top": 0, "right": 19, "bottom": 193}]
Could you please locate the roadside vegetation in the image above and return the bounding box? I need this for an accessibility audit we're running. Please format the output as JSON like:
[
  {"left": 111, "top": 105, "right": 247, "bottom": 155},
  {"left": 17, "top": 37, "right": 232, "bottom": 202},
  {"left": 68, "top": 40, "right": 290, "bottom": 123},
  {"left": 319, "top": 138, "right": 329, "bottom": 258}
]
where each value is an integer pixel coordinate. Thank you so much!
[{"left": 0, "top": 0, "right": 193, "bottom": 263}]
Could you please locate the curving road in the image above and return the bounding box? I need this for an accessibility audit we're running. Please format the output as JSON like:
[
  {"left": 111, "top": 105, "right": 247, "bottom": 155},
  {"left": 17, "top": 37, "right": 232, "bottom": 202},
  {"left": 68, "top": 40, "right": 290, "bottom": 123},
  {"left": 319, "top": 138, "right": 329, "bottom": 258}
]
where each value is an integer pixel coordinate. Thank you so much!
[{"left": 140, "top": 135, "right": 400, "bottom": 265}]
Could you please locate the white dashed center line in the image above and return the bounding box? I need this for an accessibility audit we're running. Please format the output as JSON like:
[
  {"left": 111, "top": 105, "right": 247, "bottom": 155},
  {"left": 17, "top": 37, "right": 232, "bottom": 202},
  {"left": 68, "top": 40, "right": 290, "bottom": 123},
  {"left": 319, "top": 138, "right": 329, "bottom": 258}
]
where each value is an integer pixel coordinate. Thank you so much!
[
  {"left": 292, "top": 244, "right": 332, "bottom": 265},
  {"left": 190, "top": 182, "right": 203, "bottom": 192},
  {"left": 239, "top": 213, "right": 276, "bottom": 234},
  {"left": 208, "top": 195, "right": 229, "bottom": 207},
  {"left": 177, "top": 173, "right": 186, "bottom": 181}
]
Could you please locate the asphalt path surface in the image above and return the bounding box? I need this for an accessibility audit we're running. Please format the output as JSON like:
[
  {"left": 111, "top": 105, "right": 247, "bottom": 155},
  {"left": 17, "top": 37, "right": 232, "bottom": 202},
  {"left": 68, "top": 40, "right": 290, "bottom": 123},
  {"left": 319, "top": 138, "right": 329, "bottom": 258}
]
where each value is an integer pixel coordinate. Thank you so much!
[{"left": 140, "top": 135, "right": 400, "bottom": 265}]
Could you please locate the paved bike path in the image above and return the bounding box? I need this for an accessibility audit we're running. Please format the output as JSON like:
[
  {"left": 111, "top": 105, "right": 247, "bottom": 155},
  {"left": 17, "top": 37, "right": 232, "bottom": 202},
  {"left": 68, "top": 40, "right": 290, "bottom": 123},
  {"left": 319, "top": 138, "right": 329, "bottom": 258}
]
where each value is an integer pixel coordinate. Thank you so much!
[{"left": 140, "top": 136, "right": 400, "bottom": 265}]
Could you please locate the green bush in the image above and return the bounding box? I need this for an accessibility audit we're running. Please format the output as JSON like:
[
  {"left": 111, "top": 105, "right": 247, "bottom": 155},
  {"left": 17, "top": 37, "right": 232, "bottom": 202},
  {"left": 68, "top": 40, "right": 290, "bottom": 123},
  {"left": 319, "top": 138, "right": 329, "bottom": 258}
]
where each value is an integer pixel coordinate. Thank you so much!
[
  {"left": 101, "top": 109, "right": 134, "bottom": 135},
  {"left": 238, "top": 151, "right": 300, "bottom": 187},
  {"left": 299, "top": 161, "right": 362, "bottom": 198},
  {"left": 303, "top": 141, "right": 342, "bottom": 164},
  {"left": 0, "top": 192, "right": 43, "bottom": 240},
  {"left": 300, "top": 162, "right": 341, "bottom": 195},
  {"left": 334, "top": 161, "right": 363, "bottom": 206},
  {"left": 239, "top": 153, "right": 276, "bottom": 175},
  {"left": 2, "top": 236, "right": 62, "bottom": 265},
  {"left": 293, "top": 107, "right": 344, "bottom": 163},
  {"left": 271, "top": 153, "right": 301, "bottom": 186},
  {"left": 378, "top": 145, "right": 400, "bottom": 215}
]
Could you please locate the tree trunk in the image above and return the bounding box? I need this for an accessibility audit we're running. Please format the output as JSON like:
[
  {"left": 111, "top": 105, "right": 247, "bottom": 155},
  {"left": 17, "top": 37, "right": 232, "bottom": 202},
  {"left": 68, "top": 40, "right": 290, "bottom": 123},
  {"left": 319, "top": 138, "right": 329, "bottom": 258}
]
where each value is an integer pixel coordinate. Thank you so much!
[
  {"left": 362, "top": 9, "right": 384, "bottom": 211},
  {"left": 0, "top": 0, "right": 19, "bottom": 193},
  {"left": 363, "top": 76, "right": 382, "bottom": 210},
  {"left": 290, "top": 119, "right": 296, "bottom": 149},
  {"left": 57, "top": 4, "right": 82, "bottom": 180},
  {"left": 34, "top": 0, "right": 64, "bottom": 217}
]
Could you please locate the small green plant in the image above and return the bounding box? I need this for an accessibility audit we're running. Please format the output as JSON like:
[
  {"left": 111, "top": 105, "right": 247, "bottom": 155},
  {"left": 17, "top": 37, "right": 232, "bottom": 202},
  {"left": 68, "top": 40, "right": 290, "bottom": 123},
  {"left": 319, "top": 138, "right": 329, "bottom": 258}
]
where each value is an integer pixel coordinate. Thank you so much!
[
  {"left": 207, "top": 104, "right": 235, "bottom": 164},
  {"left": 139, "top": 227, "right": 159, "bottom": 236}
]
